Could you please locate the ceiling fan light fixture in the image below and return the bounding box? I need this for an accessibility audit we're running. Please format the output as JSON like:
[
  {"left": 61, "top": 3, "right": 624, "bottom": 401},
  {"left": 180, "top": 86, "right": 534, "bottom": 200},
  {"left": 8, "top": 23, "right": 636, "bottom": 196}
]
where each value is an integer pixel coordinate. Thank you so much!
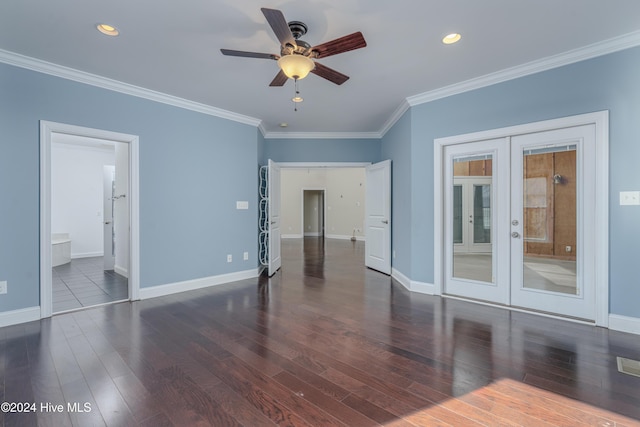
[
  {"left": 97, "top": 23, "right": 119, "bottom": 36},
  {"left": 292, "top": 96, "right": 304, "bottom": 103},
  {"left": 442, "top": 33, "right": 461, "bottom": 44},
  {"left": 277, "top": 54, "right": 315, "bottom": 80}
]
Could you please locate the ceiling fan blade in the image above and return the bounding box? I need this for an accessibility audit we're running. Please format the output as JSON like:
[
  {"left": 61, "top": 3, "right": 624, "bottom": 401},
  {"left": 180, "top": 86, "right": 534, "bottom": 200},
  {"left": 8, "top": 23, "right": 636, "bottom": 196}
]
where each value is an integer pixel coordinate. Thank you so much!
[
  {"left": 311, "top": 62, "right": 349, "bottom": 85},
  {"left": 269, "top": 70, "right": 288, "bottom": 87},
  {"left": 311, "top": 32, "right": 366, "bottom": 58},
  {"left": 261, "top": 8, "right": 296, "bottom": 48},
  {"left": 220, "top": 49, "right": 278, "bottom": 60}
]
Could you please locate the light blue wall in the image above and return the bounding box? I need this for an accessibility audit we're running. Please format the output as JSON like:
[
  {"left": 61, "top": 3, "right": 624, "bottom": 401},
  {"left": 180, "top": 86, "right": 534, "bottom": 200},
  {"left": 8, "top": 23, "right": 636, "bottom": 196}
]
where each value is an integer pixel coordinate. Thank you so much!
[
  {"left": 0, "top": 62, "right": 258, "bottom": 312},
  {"left": 265, "top": 138, "right": 381, "bottom": 163},
  {"left": 407, "top": 46, "right": 640, "bottom": 317},
  {"left": 381, "top": 111, "right": 412, "bottom": 276}
]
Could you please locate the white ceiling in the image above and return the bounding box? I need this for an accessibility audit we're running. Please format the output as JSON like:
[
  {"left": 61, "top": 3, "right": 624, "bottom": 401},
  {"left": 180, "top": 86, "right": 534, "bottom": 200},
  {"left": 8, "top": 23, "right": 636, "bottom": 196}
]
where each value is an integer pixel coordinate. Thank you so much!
[{"left": 2, "top": 1, "right": 640, "bottom": 136}]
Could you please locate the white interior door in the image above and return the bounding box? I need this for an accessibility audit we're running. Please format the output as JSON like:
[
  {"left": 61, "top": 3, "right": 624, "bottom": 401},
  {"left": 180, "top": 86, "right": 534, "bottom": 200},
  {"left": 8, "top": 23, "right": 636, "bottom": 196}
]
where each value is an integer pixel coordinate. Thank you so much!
[
  {"left": 444, "top": 139, "right": 509, "bottom": 303},
  {"left": 103, "top": 165, "right": 115, "bottom": 270},
  {"left": 268, "top": 159, "right": 281, "bottom": 276},
  {"left": 510, "top": 125, "right": 596, "bottom": 320},
  {"left": 365, "top": 160, "right": 391, "bottom": 275}
]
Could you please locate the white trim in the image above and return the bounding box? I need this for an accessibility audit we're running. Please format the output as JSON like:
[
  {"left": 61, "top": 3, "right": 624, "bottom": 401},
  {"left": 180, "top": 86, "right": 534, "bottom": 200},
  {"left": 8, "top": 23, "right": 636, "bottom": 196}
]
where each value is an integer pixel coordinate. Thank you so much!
[
  {"left": 392, "top": 268, "right": 411, "bottom": 290},
  {"left": 278, "top": 162, "right": 371, "bottom": 169},
  {"left": 1, "top": 49, "right": 260, "bottom": 127},
  {"left": 71, "top": 251, "right": 104, "bottom": 259},
  {"left": 0, "top": 307, "right": 41, "bottom": 328},
  {"left": 304, "top": 232, "right": 323, "bottom": 237},
  {"left": 408, "top": 31, "right": 640, "bottom": 107},
  {"left": 325, "top": 234, "right": 365, "bottom": 241},
  {"left": 3, "top": 30, "right": 638, "bottom": 140},
  {"left": 139, "top": 269, "right": 260, "bottom": 300},
  {"left": 114, "top": 265, "right": 129, "bottom": 279},
  {"left": 609, "top": 315, "right": 640, "bottom": 336},
  {"left": 433, "top": 111, "right": 609, "bottom": 326},
  {"left": 40, "top": 121, "right": 141, "bottom": 318},
  {"left": 443, "top": 295, "right": 595, "bottom": 326},
  {"left": 379, "top": 100, "right": 410, "bottom": 138},
  {"left": 282, "top": 234, "right": 303, "bottom": 239},
  {"left": 392, "top": 268, "right": 436, "bottom": 295},
  {"left": 263, "top": 131, "right": 381, "bottom": 139}
]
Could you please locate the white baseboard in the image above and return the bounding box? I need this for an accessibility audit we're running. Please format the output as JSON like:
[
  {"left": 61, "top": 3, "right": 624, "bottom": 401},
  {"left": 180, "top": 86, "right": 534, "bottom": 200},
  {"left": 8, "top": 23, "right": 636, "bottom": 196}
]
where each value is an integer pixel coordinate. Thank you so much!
[
  {"left": 325, "top": 234, "right": 365, "bottom": 241},
  {"left": 282, "top": 234, "right": 303, "bottom": 239},
  {"left": 391, "top": 268, "right": 436, "bottom": 295},
  {"left": 609, "top": 314, "right": 640, "bottom": 335},
  {"left": 139, "top": 268, "right": 260, "bottom": 300},
  {"left": 0, "top": 306, "right": 40, "bottom": 328},
  {"left": 304, "top": 232, "right": 322, "bottom": 237},
  {"left": 114, "top": 265, "right": 129, "bottom": 278},
  {"left": 71, "top": 251, "right": 103, "bottom": 259}
]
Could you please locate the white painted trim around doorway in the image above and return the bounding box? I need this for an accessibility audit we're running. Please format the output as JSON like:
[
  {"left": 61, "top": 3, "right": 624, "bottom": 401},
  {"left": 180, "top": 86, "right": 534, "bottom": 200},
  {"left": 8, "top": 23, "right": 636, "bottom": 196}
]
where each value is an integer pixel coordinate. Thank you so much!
[
  {"left": 434, "top": 111, "right": 609, "bottom": 327},
  {"left": 40, "top": 121, "right": 140, "bottom": 319}
]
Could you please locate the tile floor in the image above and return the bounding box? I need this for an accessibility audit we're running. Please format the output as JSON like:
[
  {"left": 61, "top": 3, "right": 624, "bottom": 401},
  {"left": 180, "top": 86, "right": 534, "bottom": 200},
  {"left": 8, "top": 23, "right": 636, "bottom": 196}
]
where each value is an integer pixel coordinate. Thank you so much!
[{"left": 52, "top": 256, "right": 128, "bottom": 313}]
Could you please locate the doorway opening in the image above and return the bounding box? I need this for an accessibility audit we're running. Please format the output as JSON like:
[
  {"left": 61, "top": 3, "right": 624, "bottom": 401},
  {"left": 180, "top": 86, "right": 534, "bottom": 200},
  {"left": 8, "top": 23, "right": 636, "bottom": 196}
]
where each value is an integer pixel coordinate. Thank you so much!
[
  {"left": 50, "top": 137, "right": 129, "bottom": 313},
  {"left": 302, "top": 189, "right": 325, "bottom": 238},
  {"left": 40, "top": 121, "right": 140, "bottom": 318}
]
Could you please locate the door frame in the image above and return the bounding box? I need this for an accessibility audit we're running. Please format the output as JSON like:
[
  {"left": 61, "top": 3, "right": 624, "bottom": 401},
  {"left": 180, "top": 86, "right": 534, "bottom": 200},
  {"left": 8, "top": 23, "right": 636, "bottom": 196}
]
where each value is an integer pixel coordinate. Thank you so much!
[
  {"left": 40, "top": 121, "right": 140, "bottom": 318},
  {"left": 434, "top": 111, "right": 609, "bottom": 326},
  {"left": 302, "top": 188, "right": 326, "bottom": 237}
]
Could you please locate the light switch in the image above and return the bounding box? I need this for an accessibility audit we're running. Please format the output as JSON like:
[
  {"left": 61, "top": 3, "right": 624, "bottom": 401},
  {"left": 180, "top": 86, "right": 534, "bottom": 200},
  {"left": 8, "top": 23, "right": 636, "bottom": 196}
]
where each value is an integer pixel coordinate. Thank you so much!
[
  {"left": 620, "top": 191, "right": 640, "bottom": 206},
  {"left": 236, "top": 201, "right": 249, "bottom": 210}
]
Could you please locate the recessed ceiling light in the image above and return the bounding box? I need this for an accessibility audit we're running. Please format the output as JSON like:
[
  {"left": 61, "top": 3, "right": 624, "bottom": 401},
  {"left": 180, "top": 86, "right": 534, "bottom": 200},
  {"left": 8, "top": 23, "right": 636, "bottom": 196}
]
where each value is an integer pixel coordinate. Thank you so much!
[
  {"left": 292, "top": 96, "right": 303, "bottom": 103},
  {"left": 97, "top": 24, "right": 119, "bottom": 36},
  {"left": 279, "top": 123, "right": 288, "bottom": 128},
  {"left": 442, "top": 33, "right": 461, "bottom": 44}
]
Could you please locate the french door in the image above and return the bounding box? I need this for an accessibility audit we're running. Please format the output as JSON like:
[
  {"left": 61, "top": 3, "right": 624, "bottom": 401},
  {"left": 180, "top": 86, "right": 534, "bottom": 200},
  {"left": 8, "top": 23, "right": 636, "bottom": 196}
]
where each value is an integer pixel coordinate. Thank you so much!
[{"left": 443, "top": 124, "right": 598, "bottom": 321}]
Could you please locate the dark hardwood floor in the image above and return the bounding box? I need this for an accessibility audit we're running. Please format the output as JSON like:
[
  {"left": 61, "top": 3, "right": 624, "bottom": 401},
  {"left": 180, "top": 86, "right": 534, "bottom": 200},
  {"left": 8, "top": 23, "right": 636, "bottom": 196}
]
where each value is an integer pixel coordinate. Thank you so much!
[{"left": 1, "top": 237, "right": 639, "bottom": 426}]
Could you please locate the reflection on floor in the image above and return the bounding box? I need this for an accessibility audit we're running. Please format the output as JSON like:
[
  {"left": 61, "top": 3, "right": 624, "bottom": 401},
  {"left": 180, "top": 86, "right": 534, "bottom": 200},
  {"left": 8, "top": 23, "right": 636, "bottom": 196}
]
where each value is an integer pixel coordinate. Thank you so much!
[
  {"left": 453, "top": 253, "right": 577, "bottom": 294},
  {"left": 52, "top": 256, "right": 128, "bottom": 313}
]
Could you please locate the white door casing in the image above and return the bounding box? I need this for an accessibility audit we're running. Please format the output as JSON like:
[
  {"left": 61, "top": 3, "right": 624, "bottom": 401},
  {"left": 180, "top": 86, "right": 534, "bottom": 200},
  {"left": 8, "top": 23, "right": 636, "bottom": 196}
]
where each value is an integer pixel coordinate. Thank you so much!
[
  {"left": 365, "top": 160, "right": 391, "bottom": 275},
  {"left": 103, "top": 165, "right": 116, "bottom": 270},
  {"left": 40, "top": 121, "right": 140, "bottom": 318},
  {"left": 268, "top": 159, "right": 282, "bottom": 276}
]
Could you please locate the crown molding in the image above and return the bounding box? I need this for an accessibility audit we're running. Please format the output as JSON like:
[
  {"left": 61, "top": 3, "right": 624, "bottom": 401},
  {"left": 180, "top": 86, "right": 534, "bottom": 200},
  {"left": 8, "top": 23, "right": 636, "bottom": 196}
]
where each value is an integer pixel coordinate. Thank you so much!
[
  {"left": 0, "top": 49, "right": 261, "bottom": 127},
  {"left": 3, "top": 29, "right": 640, "bottom": 140},
  {"left": 406, "top": 30, "right": 640, "bottom": 107},
  {"left": 379, "top": 100, "right": 410, "bottom": 138},
  {"left": 263, "top": 131, "right": 381, "bottom": 140}
]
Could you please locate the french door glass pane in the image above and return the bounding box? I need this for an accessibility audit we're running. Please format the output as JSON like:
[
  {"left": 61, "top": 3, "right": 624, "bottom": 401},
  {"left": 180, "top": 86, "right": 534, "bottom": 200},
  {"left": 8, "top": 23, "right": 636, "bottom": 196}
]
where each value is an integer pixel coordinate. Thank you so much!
[
  {"left": 473, "top": 184, "right": 491, "bottom": 244},
  {"left": 452, "top": 157, "right": 493, "bottom": 283},
  {"left": 453, "top": 185, "right": 463, "bottom": 244},
  {"left": 522, "top": 148, "right": 577, "bottom": 295}
]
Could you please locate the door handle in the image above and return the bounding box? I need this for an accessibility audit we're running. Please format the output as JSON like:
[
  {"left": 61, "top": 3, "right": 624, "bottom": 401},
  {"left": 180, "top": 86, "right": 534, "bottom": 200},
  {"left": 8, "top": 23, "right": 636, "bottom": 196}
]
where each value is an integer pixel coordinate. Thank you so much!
[
  {"left": 104, "top": 221, "right": 112, "bottom": 225},
  {"left": 511, "top": 231, "right": 520, "bottom": 238},
  {"left": 381, "top": 220, "right": 389, "bottom": 224}
]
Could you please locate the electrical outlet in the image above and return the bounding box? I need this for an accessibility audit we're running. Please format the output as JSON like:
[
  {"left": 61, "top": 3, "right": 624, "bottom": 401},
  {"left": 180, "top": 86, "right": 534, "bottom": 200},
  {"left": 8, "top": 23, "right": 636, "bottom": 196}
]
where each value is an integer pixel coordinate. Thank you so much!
[
  {"left": 227, "top": 254, "right": 232, "bottom": 263},
  {"left": 565, "top": 246, "right": 572, "bottom": 253},
  {"left": 0, "top": 281, "right": 7, "bottom": 294},
  {"left": 243, "top": 252, "right": 249, "bottom": 261}
]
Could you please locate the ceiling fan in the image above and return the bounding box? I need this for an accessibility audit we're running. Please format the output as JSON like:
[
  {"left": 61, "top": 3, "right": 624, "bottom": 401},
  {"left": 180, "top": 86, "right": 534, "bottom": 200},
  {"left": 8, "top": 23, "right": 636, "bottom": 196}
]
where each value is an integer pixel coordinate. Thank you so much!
[{"left": 221, "top": 8, "right": 366, "bottom": 86}]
